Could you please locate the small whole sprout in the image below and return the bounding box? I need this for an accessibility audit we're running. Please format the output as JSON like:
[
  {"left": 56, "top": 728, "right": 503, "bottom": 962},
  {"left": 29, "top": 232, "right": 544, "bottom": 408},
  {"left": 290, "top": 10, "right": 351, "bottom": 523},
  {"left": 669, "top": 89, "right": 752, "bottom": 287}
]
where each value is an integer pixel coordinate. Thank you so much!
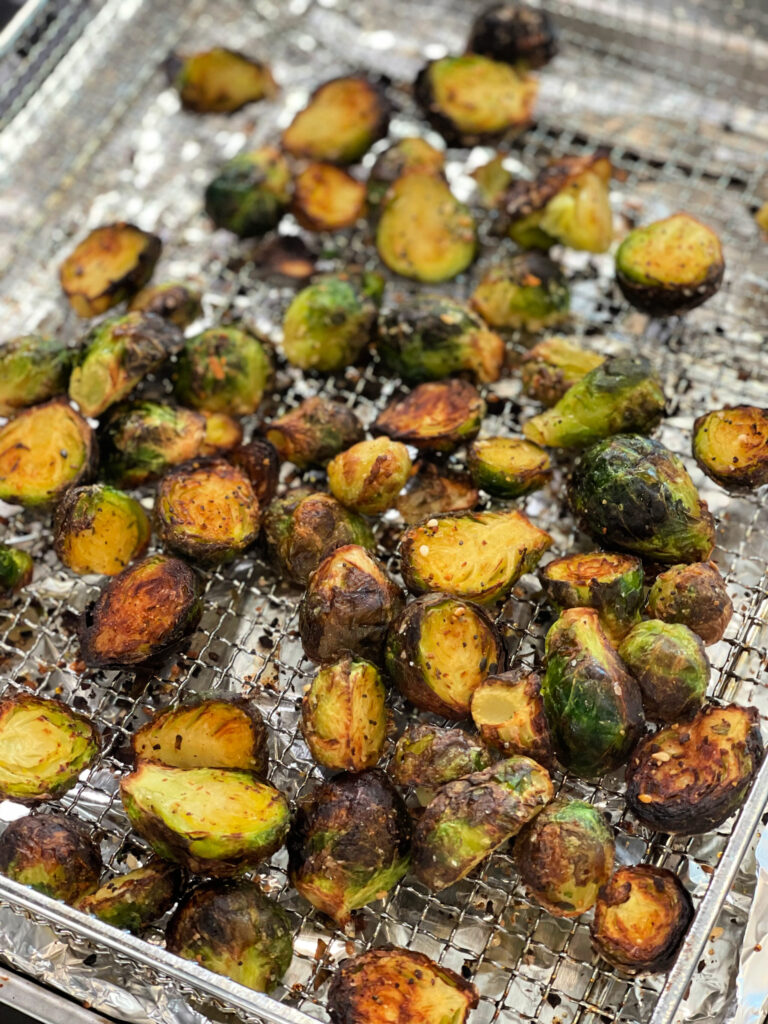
[
  {"left": 100, "top": 401, "right": 206, "bottom": 487},
  {"left": 619, "top": 620, "right": 709, "bottom": 723},
  {"left": 199, "top": 410, "right": 243, "bottom": 456},
  {"left": 468, "top": 3, "right": 558, "bottom": 69},
  {"left": 282, "top": 75, "right": 390, "bottom": 164},
  {"left": 467, "top": 436, "right": 552, "bottom": 498},
  {"left": 205, "top": 147, "right": 292, "bottom": 237},
  {"left": 0, "top": 334, "right": 74, "bottom": 416},
  {"left": 327, "top": 436, "right": 412, "bottom": 515},
  {"left": 54, "top": 484, "right": 151, "bottom": 576},
  {"left": 266, "top": 396, "right": 364, "bottom": 469},
  {"left": 0, "top": 544, "right": 33, "bottom": 594},
  {"left": 395, "top": 461, "right": 479, "bottom": 525},
  {"left": 175, "top": 325, "right": 272, "bottom": 415},
  {"left": 471, "top": 252, "right": 570, "bottom": 331},
  {"left": 391, "top": 724, "right": 492, "bottom": 790},
  {"left": 292, "top": 162, "right": 367, "bottom": 232},
  {"left": 540, "top": 551, "right": 644, "bottom": 643},
  {"left": 128, "top": 280, "right": 202, "bottom": 328},
  {"left": 0, "top": 813, "right": 102, "bottom": 903},
  {"left": 469, "top": 669, "right": 555, "bottom": 768},
  {"left": 78, "top": 859, "right": 183, "bottom": 933},
  {"left": 692, "top": 405, "right": 768, "bottom": 490},
  {"left": 373, "top": 380, "right": 485, "bottom": 453},
  {"left": 366, "top": 136, "right": 445, "bottom": 209},
  {"left": 228, "top": 438, "right": 280, "bottom": 507},
  {"left": 521, "top": 335, "right": 605, "bottom": 407},
  {"left": 647, "top": 561, "right": 733, "bottom": 645},
  {"left": 167, "top": 47, "right": 277, "bottom": 113}
]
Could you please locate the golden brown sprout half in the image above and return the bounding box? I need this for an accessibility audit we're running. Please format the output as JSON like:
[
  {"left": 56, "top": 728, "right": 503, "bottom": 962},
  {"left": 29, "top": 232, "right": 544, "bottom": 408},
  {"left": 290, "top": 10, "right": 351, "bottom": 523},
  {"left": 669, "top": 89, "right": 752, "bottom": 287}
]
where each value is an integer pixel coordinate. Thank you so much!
[
  {"left": 374, "top": 380, "right": 485, "bottom": 453},
  {"left": 282, "top": 75, "right": 389, "bottom": 164},
  {"left": 168, "top": 47, "right": 277, "bottom": 113},
  {"left": 292, "top": 163, "right": 367, "bottom": 232},
  {"left": 395, "top": 461, "right": 479, "bottom": 525},
  {"left": 54, "top": 484, "right": 151, "bottom": 576},
  {"left": 470, "top": 669, "right": 555, "bottom": 768},
  {"left": 692, "top": 406, "right": 768, "bottom": 490}
]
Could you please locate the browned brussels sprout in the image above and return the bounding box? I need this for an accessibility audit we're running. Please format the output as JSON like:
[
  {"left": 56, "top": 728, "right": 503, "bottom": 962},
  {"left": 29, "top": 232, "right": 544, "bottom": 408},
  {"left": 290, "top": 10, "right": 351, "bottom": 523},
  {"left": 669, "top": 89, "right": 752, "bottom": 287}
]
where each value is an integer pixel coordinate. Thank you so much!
[
  {"left": 199, "top": 410, "right": 243, "bottom": 456},
  {"left": 0, "top": 813, "right": 102, "bottom": 903},
  {"left": 327, "top": 437, "right": 412, "bottom": 515},
  {"left": 205, "top": 147, "right": 291, "bottom": 237},
  {"left": 0, "top": 545, "right": 33, "bottom": 594},
  {"left": 391, "top": 724, "right": 492, "bottom": 790},
  {"left": 252, "top": 234, "right": 316, "bottom": 283},
  {"left": 228, "top": 437, "right": 280, "bottom": 507},
  {"left": 266, "top": 396, "right": 364, "bottom": 469},
  {"left": 128, "top": 280, "right": 202, "bottom": 328},
  {"left": 520, "top": 336, "right": 604, "bottom": 407},
  {"left": 287, "top": 770, "right": 411, "bottom": 925},
  {"left": 467, "top": 436, "right": 551, "bottom": 498},
  {"left": 282, "top": 75, "right": 389, "bottom": 164},
  {"left": 78, "top": 859, "right": 183, "bottom": 932},
  {"left": 175, "top": 326, "right": 271, "bottom": 415},
  {"left": 53, "top": 484, "right": 151, "bottom": 576},
  {"left": 468, "top": 3, "right": 558, "bottom": 69},
  {"left": 0, "top": 335, "right": 74, "bottom": 416},
  {"left": 471, "top": 253, "right": 570, "bottom": 331},
  {"left": 59, "top": 223, "right": 161, "bottom": 318},
  {"left": 647, "top": 561, "right": 732, "bottom": 646},
  {"left": 540, "top": 551, "right": 644, "bottom": 643},
  {"left": 167, "top": 47, "right": 277, "bottom": 113},
  {"left": 615, "top": 213, "right": 724, "bottom": 316},
  {"left": 469, "top": 669, "right": 554, "bottom": 768},
  {"left": 692, "top": 406, "right": 768, "bottom": 490},
  {"left": 395, "top": 461, "right": 479, "bottom": 525},
  {"left": 619, "top": 621, "right": 709, "bottom": 723},
  {"left": 79, "top": 553, "right": 203, "bottom": 669},
  {"left": 100, "top": 401, "right": 206, "bottom": 487},
  {"left": 625, "top": 703, "right": 762, "bottom": 834},
  {"left": 385, "top": 594, "right": 504, "bottom": 719},
  {"left": 293, "top": 162, "right": 366, "bottom": 232},
  {"left": 366, "top": 137, "right": 445, "bottom": 209},
  {"left": 373, "top": 380, "right": 485, "bottom": 454}
]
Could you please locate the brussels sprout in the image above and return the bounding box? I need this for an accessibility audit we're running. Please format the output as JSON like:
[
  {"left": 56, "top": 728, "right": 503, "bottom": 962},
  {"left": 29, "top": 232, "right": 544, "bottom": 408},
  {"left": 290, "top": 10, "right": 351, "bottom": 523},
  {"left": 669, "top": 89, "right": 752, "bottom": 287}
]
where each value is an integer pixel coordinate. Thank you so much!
[
  {"left": 591, "top": 865, "right": 693, "bottom": 973},
  {"left": 69, "top": 312, "right": 182, "bottom": 418},
  {"left": 205, "top": 147, "right": 291, "bottom": 237},
  {"left": 175, "top": 326, "right": 271, "bottom": 415},
  {"left": 327, "top": 437, "right": 412, "bottom": 515},
  {"left": 615, "top": 213, "right": 724, "bottom": 316},
  {"left": 253, "top": 235, "right": 317, "bottom": 283},
  {"left": 514, "top": 798, "right": 614, "bottom": 917},
  {"left": 471, "top": 153, "right": 513, "bottom": 208},
  {"left": 0, "top": 813, "right": 102, "bottom": 903},
  {"left": 287, "top": 770, "right": 411, "bottom": 925},
  {"left": 59, "top": 223, "right": 161, "bottom": 318},
  {"left": 378, "top": 295, "right": 505, "bottom": 384},
  {"left": 412, "top": 755, "right": 553, "bottom": 890},
  {"left": 376, "top": 173, "right": 476, "bottom": 282},
  {"left": 293, "top": 162, "right": 367, "bottom": 232},
  {"left": 391, "top": 724, "right": 492, "bottom": 790},
  {"left": 282, "top": 75, "right": 389, "bottom": 164},
  {"left": 366, "top": 137, "right": 445, "bottom": 209},
  {"left": 469, "top": 669, "right": 554, "bottom": 767},
  {"left": 539, "top": 551, "right": 644, "bottom": 643},
  {"left": 625, "top": 703, "right": 762, "bottom": 834},
  {"left": 79, "top": 553, "right": 203, "bottom": 669},
  {"left": 228, "top": 438, "right": 280, "bottom": 506},
  {"left": 100, "top": 401, "right": 206, "bottom": 487},
  {"left": 395, "top": 461, "right": 478, "bottom": 525},
  {"left": 0, "top": 545, "right": 33, "bottom": 594},
  {"left": 53, "top": 484, "right": 151, "bottom": 576},
  {"left": 0, "top": 694, "right": 99, "bottom": 803},
  {"left": 400, "top": 509, "right": 553, "bottom": 606},
  {"left": 542, "top": 608, "right": 644, "bottom": 777},
  {"left": 166, "top": 879, "right": 292, "bottom": 992},
  {"left": 471, "top": 253, "right": 570, "bottom": 331},
  {"left": 385, "top": 594, "right": 504, "bottom": 719},
  {"left": 467, "top": 436, "right": 551, "bottom": 498},
  {"left": 78, "top": 859, "right": 183, "bottom": 932},
  {"left": 121, "top": 762, "right": 289, "bottom": 876},
  {"left": 299, "top": 545, "right": 405, "bottom": 664},
  {"left": 129, "top": 280, "right": 202, "bottom": 328},
  {"left": 647, "top": 561, "right": 732, "bottom": 645},
  {"left": 692, "top": 405, "right": 768, "bottom": 490},
  {"left": 199, "top": 410, "right": 243, "bottom": 456},
  {"left": 301, "top": 657, "right": 386, "bottom": 771},
  {"left": 468, "top": 3, "right": 558, "bottom": 69},
  {"left": 520, "top": 336, "right": 605, "bottom": 407},
  {"left": 167, "top": 47, "right": 277, "bottom": 113},
  {"left": 373, "top": 380, "right": 485, "bottom": 453},
  {"left": 0, "top": 335, "right": 74, "bottom": 416},
  {"left": 266, "top": 396, "right": 364, "bottom": 469},
  {"left": 568, "top": 434, "right": 716, "bottom": 564},
  {"left": 156, "top": 458, "right": 260, "bottom": 565},
  {"left": 0, "top": 399, "right": 96, "bottom": 506},
  {"left": 619, "top": 621, "right": 708, "bottom": 723}
]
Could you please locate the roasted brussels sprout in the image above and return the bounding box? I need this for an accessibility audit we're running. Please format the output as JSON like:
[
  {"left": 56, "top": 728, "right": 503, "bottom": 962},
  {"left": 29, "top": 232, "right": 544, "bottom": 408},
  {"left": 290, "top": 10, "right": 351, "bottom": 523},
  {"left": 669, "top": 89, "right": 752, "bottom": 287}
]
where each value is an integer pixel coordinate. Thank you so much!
[
  {"left": 53, "top": 484, "right": 151, "bottom": 576},
  {"left": 468, "top": 3, "right": 558, "bottom": 69},
  {"left": 615, "top": 213, "right": 725, "bottom": 316},
  {"left": 366, "top": 137, "right": 445, "bottom": 209},
  {"left": 282, "top": 75, "right": 389, "bottom": 164},
  {"left": 299, "top": 545, "right": 405, "bottom": 663},
  {"left": 514, "top": 798, "right": 614, "bottom": 917},
  {"left": 647, "top": 561, "right": 732, "bottom": 645},
  {"left": 520, "top": 336, "right": 605, "bottom": 407},
  {"left": 385, "top": 594, "right": 504, "bottom": 719},
  {"left": 373, "top": 380, "right": 485, "bottom": 453},
  {"left": 166, "top": 879, "right": 292, "bottom": 992},
  {"left": 100, "top": 401, "right": 206, "bottom": 487},
  {"left": 471, "top": 253, "right": 570, "bottom": 331},
  {"left": 0, "top": 813, "right": 102, "bottom": 903},
  {"left": 266, "top": 396, "right": 364, "bottom": 469},
  {"left": 625, "top": 703, "right": 762, "bottom": 834},
  {"left": 293, "top": 162, "right": 366, "bottom": 232},
  {"left": 121, "top": 762, "right": 290, "bottom": 876},
  {"left": 228, "top": 437, "right": 280, "bottom": 507},
  {"left": 619, "top": 621, "right": 708, "bottom": 723},
  {"left": 469, "top": 669, "right": 554, "bottom": 767},
  {"left": 204, "top": 147, "right": 291, "bottom": 237},
  {"left": 400, "top": 509, "right": 553, "bottom": 606},
  {"left": 412, "top": 755, "right": 553, "bottom": 890},
  {"left": 128, "top": 280, "right": 202, "bottom": 328},
  {"left": 471, "top": 153, "right": 513, "bottom": 208},
  {"left": 539, "top": 551, "right": 644, "bottom": 643},
  {"left": 542, "top": 608, "right": 644, "bottom": 777},
  {"left": 287, "top": 770, "right": 411, "bottom": 925},
  {"left": 0, "top": 399, "right": 95, "bottom": 506},
  {"left": 0, "top": 545, "right": 33, "bottom": 594},
  {"left": 168, "top": 47, "right": 277, "bottom": 113},
  {"left": 59, "top": 223, "right": 161, "bottom": 318},
  {"left": 395, "top": 461, "right": 478, "bottom": 525},
  {"left": 692, "top": 406, "right": 768, "bottom": 490},
  {"left": 79, "top": 553, "right": 203, "bottom": 669},
  {"left": 391, "top": 724, "right": 492, "bottom": 790},
  {"left": 199, "top": 410, "right": 243, "bottom": 456},
  {"left": 0, "top": 335, "right": 73, "bottom": 416},
  {"left": 467, "top": 436, "right": 552, "bottom": 498},
  {"left": 175, "top": 326, "right": 271, "bottom": 415},
  {"left": 327, "top": 437, "right": 412, "bottom": 515},
  {"left": 568, "top": 434, "right": 716, "bottom": 564},
  {"left": 78, "top": 859, "right": 183, "bottom": 932}
]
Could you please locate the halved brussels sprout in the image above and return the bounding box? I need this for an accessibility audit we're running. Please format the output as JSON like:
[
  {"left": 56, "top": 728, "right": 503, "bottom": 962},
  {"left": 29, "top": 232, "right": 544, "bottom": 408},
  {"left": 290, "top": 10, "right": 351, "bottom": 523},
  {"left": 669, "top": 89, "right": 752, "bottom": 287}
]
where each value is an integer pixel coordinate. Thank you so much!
[
  {"left": 282, "top": 75, "right": 389, "bottom": 164},
  {"left": 568, "top": 434, "right": 716, "bottom": 564},
  {"left": 647, "top": 561, "right": 732, "bottom": 645},
  {"left": 53, "top": 484, "right": 151, "bottom": 576},
  {"left": 542, "top": 608, "right": 644, "bottom": 777},
  {"left": 539, "top": 551, "right": 644, "bottom": 643},
  {"left": 168, "top": 47, "right": 277, "bottom": 113},
  {"left": 514, "top": 798, "right": 614, "bottom": 917},
  {"left": 692, "top": 406, "right": 768, "bottom": 490},
  {"left": 166, "top": 879, "right": 292, "bottom": 992},
  {"left": 121, "top": 762, "right": 290, "bottom": 876},
  {"left": 391, "top": 724, "right": 492, "bottom": 790},
  {"left": 327, "top": 437, "right": 412, "bottom": 515},
  {"left": 293, "top": 162, "right": 366, "bottom": 232},
  {"left": 619, "top": 621, "right": 709, "bottom": 723},
  {"left": 0, "top": 335, "right": 74, "bottom": 416},
  {"left": 265, "top": 396, "right": 364, "bottom": 469},
  {"left": 625, "top": 703, "right": 762, "bottom": 834},
  {"left": 471, "top": 253, "right": 570, "bottom": 330},
  {"left": 395, "top": 461, "right": 479, "bottom": 525},
  {"left": 199, "top": 411, "right": 243, "bottom": 456},
  {"left": 468, "top": 3, "right": 558, "bottom": 69},
  {"left": 287, "top": 770, "right": 411, "bottom": 925},
  {"left": 78, "top": 859, "right": 183, "bottom": 932},
  {"left": 0, "top": 545, "right": 33, "bottom": 594},
  {"left": 128, "top": 280, "right": 202, "bottom": 328},
  {"left": 59, "top": 223, "right": 161, "bottom": 318},
  {"left": 100, "top": 401, "right": 206, "bottom": 487},
  {"left": 366, "top": 137, "right": 445, "bottom": 209},
  {"left": 520, "top": 336, "right": 604, "bottom": 407},
  {"left": 79, "top": 553, "right": 203, "bottom": 669},
  {"left": 469, "top": 669, "right": 554, "bottom": 767},
  {"left": 400, "top": 509, "right": 553, "bottom": 605},
  {"left": 615, "top": 213, "right": 724, "bottom": 316},
  {"left": 373, "top": 380, "right": 485, "bottom": 453},
  {"left": 385, "top": 594, "right": 504, "bottom": 719},
  {"left": 228, "top": 438, "right": 280, "bottom": 507},
  {"left": 412, "top": 755, "right": 553, "bottom": 890},
  {"left": 0, "top": 399, "right": 96, "bottom": 506},
  {"left": 175, "top": 326, "right": 272, "bottom": 415},
  {"left": 467, "top": 436, "right": 551, "bottom": 498},
  {"left": 299, "top": 545, "right": 405, "bottom": 663},
  {"left": 0, "top": 813, "right": 102, "bottom": 903},
  {"left": 205, "top": 147, "right": 291, "bottom": 237}
]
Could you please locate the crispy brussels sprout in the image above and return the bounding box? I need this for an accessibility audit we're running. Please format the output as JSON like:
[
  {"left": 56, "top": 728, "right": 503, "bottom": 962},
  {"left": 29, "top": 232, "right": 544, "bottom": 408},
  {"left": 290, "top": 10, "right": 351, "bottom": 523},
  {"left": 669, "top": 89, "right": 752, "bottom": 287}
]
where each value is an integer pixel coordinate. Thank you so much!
[
  {"left": 59, "top": 223, "right": 161, "bottom": 318},
  {"left": 395, "top": 461, "right": 478, "bottom": 525},
  {"left": 166, "top": 879, "right": 292, "bottom": 992},
  {"left": 121, "top": 762, "right": 289, "bottom": 876},
  {"left": 619, "top": 621, "right": 708, "bottom": 723},
  {"left": 266, "top": 396, "right": 363, "bottom": 469},
  {"left": 199, "top": 410, "right": 243, "bottom": 456},
  {"left": 205, "top": 147, "right": 291, "bottom": 237},
  {"left": 168, "top": 47, "right": 277, "bottom": 113},
  {"left": 412, "top": 755, "right": 553, "bottom": 890},
  {"left": 469, "top": 669, "right": 554, "bottom": 767},
  {"left": 468, "top": 3, "right": 558, "bottom": 69},
  {"left": 78, "top": 859, "right": 183, "bottom": 932},
  {"left": 647, "top": 561, "right": 732, "bottom": 645},
  {"left": 228, "top": 437, "right": 280, "bottom": 506},
  {"left": 514, "top": 798, "right": 614, "bottom": 917},
  {"left": 100, "top": 401, "right": 206, "bottom": 486},
  {"left": 0, "top": 399, "right": 95, "bottom": 506},
  {"left": 0, "top": 813, "right": 101, "bottom": 903},
  {"left": 373, "top": 380, "right": 485, "bottom": 453},
  {"left": 400, "top": 509, "right": 553, "bottom": 606},
  {"left": 79, "top": 553, "right": 203, "bottom": 669},
  {"left": 293, "top": 162, "right": 366, "bottom": 232},
  {"left": 568, "top": 434, "right": 716, "bottom": 564},
  {"left": 128, "top": 280, "right": 202, "bottom": 328},
  {"left": 520, "top": 336, "right": 605, "bottom": 407},
  {"left": 385, "top": 594, "right": 504, "bottom": 719},
  {"left": 625, "top": 703, "right": 762, "bottom": 834},
  {"left": 299, "top": 545, "right": 405, "bottom": 663},
  {"left": 327, "top": 437, "right": 412, "bottom": 515},
  {"left": 391, "top": 724, "right": 492, "bottom": 790},
  {"left": 175, "top": 326, "right": 271, "bottom": 415},
  {"left": 540, "top": 551, "right": 644, "bottom": 643},
  {"left": 0, "top": 545, "right": 33, "bottom": 594},
  {"left": 301, "top": 657, "right": 386, "bottom": 771},
  {"left": 692, "top": 406, "right": 768, "bottom": 490},
  {"left": 0, "top": 335, "right": 73, "bottom": 416},
  {"left": 542, "top": 608, "right": 644, "bottom": 777},
  {"left": 615, "top": 213, "right": 724, "bottom": 316},
  {"left": 282, "top": 75, "right": 388, "bottom": 164},
  {"left": 53, "top": 484, "right": 150, "bottom": 576},
  {"left": 467, "top": 436, "right": 551, "bottom": 498},
  {"left": 366, "top": 137, "right": 445, "bottom": 209},
  {"left": 287, "top": 770, "right": 411, "bottom": 925},
  {"left": 471, "top": 253, "right": 570, "bottom": 331}
]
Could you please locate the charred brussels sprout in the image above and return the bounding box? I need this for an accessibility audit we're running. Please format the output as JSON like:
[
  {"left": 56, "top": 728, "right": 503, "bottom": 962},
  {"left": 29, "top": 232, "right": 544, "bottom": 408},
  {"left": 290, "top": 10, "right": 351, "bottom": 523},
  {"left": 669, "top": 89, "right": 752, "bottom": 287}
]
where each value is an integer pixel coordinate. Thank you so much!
[
  {"left": 282, "top": 75, "right": 389, "bottom": 164},
  {"left": 205, "top": 147, "right": 291, "bottom": 237},
  {"left": 228, "top": 438, "right": 280, "bottom": 506},
  {"left": 175, "top": 326, "right": 271, "bottom": 415},
  {"left": 540, "top": 551, "right": 644, "bottom": 643},
  {"left": 373, "top": 380, "right": 485, "bottom": 453},
  {"left": 128, "top": 280, "right": 202, "bottom": 328},
  {"left": 0, "top": 335, "right": 73, "bottom": 416},
  {"left": 471, "top": 253, "right": 570, "bottom": 331},
  {"left": 327, "top": 437, "right": 412, "bottom": 515},
  {"left": 53, "top": 484, "right": 150, "bottom": 576},
  {"left": 199, "top": 411, "right": 243, "bottom": 456},
  {"left": 619, "top": 621, "right": 708, "bottom": 723},
  {"left": 647, "top": 561, "right": 732, "bottom": 645},
  {"left": 692, "top": 406, "right": 768, "bottom": 490},
  {"left": 100, "top": 401, "right": 205, "bottom": 486},
  {"left": 395, "top": 461, "right": 479, "bottom": 525},
  {"left": 391, "top": 724, "right": 491, "bottom": 790},
  {"left": 467, "top": 436, "right": 551, "bottom": 498},
  {"left": 366, "top": 137, "right": 445, "bottom": 209},
  {"left": 168, "top": 47, "right": 276, "bottom": 113},
  {"left": 0, "top": 545, "right": 33, "bottom": 594},
  {"left": 468, "top": 3, "right": 558, "bottom": 69},
  {"left": 616, "top": 213, "right": 724, "bottom": 316},
  {"left": 0, "top": 813, "right": 101, "bottom": 903},
  {"left": 78, "top": 859, "right": 182, "bottom": 932},
  {"left": 469, "top": 669, "right": 554, "bottom": 767},
  {"left": 293, "top": 162, "right": 366, "bottom": 232},
  {"left": 568, "top": 434, "right": 716, "bottom": 564},
  {"left": 287, "top": 770, "right": 411, "bottom": 925},
  {"left": 521, "top": 336, "right": 605, "bottom": 407},
  {"left": 266, "top": 396, "right": 364, "bottom": 469}
]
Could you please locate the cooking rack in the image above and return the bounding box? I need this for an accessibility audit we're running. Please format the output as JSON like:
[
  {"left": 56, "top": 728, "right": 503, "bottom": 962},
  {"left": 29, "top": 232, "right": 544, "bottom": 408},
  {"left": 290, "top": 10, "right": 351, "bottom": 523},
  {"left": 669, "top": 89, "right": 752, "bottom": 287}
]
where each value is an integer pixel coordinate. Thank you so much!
[{"left": 0, "top": 1, "right": 767, "bottom": 1023}]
